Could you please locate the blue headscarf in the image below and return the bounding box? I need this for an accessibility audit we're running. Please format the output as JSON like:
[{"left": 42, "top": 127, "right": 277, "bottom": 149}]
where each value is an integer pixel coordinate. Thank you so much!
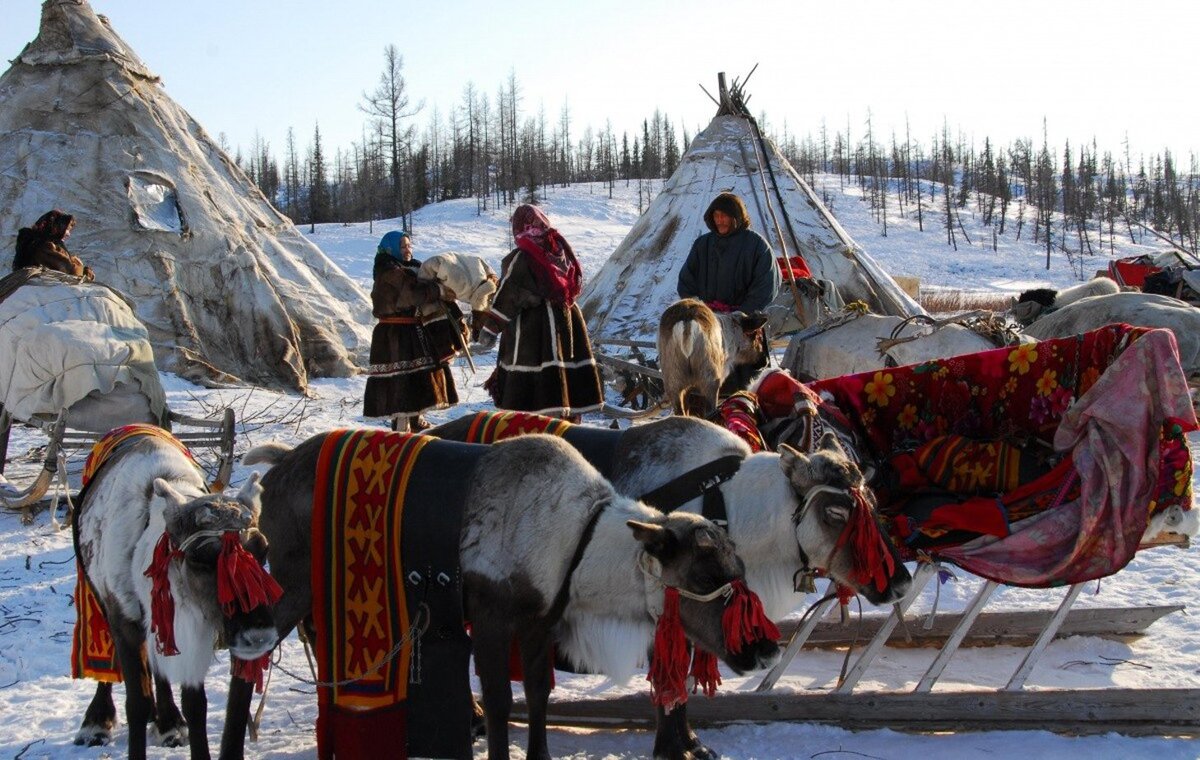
[{"left": 373, "top": 230, "right": 416, "bottom": 277}]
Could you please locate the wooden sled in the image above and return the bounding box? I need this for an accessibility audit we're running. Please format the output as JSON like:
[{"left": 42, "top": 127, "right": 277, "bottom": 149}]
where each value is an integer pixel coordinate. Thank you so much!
[{"left": 0, "top": 403, "right": 235, "bottom": 520}]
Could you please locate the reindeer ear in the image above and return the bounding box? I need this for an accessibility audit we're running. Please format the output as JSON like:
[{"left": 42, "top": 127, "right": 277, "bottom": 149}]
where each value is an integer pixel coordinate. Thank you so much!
[
  {"left": 777, "top": 444, "right": 814, "bottom": 486},
  {"left": 817, "top": 431, "right": 845, "bottom": 456},
  {"left": 741, "top": 311, "right": 768, "bottom": 332},
  {"left": 153, "top": 478, "right": 187, "bottom": 507},
  {"left": 236, "top": 472, "right": 263, "bottom": 520},
  {"left": 627, "top": 519, "right": 674, "bottom": 558}
]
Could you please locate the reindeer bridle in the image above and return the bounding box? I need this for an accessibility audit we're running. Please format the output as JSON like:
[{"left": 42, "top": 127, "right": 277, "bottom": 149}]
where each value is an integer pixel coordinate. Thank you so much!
[{"left": 792, "top": 483, "right": 895, "bottom": 596}]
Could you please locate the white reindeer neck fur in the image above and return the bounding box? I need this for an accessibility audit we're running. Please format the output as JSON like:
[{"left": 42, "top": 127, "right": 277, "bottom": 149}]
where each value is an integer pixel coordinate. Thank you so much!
[
  {"left": 719, "top": 453, "right": 808, "bottom": 620},
  {"left": 556, "top": 499, "right": 709, "bottom": 682}
]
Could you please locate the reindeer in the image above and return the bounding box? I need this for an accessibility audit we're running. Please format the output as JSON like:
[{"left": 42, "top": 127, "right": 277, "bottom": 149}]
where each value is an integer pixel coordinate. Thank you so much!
[
  {"left": 463, "top": 435, "right": 780, "bottom": 760},
  {"left": 233, "top": 431, "right": 780, "bottom": 760},
  {"left": 657, "top": 298, "right": 768, "bottom": 416},
  {"left": 429, "top": 412, "right": 912, "bottom": 759},
  {"left": 74, "top": 435, "right": 278, "bottom": 760},
  {"left": 1010, "top": 276, "right": 1122, "bottom": 325}
]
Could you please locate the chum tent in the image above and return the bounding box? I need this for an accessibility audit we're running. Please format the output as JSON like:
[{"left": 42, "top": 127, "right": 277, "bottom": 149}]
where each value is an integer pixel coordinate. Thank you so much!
[
  {"left": 578, "top": 73, "right": 923, "bottom": 344},
  {"left": 0, "top": 0, "right": 371, "bottom": 392}
]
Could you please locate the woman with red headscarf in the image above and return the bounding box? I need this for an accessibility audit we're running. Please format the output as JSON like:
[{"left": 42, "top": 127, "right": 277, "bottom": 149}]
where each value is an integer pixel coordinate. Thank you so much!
[{"left": 477, "top": 204, "right": 603, "bottom": 419}]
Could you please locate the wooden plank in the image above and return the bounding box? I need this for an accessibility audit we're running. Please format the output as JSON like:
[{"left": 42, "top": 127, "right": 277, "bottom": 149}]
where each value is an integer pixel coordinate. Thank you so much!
[
  {"left": 789, "top": 604, "right": 1184, "bottom": 649},
  {"left": 594, "top": 352, "right": 664, "bottom": 379},
  {"left": 1005, "top": 583, "right": 1083, "bottom": 690},
  {"left": 520, "top": 688, "right": 1200, "bottom": 736},
  {"left": 592, "top": 338, "right": 656, "bottom": 349}
]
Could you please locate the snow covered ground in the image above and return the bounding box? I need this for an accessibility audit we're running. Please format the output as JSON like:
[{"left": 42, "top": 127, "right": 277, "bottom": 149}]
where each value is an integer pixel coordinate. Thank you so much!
[{"left": 1, "top": 178, "right": 1197, "bottom": 759}]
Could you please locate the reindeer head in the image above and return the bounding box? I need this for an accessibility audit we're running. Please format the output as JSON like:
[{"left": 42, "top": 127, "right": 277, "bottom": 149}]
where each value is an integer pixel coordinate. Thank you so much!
[
  {"left": 717, "top": 310, "right": 770, "bottom": 383},
  {"left": 154, "top": 474, "right": 278, "bottom": 660},
  {"left": 629, "top": 513, "right": 780, "bottom": 676},
  {"left": 780, "top": 432, "right": 912, "bottom": 605}
]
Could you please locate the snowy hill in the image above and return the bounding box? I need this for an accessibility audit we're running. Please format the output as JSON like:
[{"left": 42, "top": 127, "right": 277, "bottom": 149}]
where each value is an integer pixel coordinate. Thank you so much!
[{"left": 0, "top": 180, "right": 1196, "bottom": 759}]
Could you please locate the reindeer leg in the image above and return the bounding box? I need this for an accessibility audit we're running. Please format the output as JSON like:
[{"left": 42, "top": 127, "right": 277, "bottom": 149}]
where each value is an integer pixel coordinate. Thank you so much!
[
  {"left": 153, "top": 673, "right": 187, "bottom": 747},
  {"left": 672, "top": 702, "right": 718, "bottom": 760},
  {"left": 517, "top": 626, "right": 554, "bottom": 760},
  {"left": 219, "top": 676, "right": 254, "bottom": 760},
  {"left": 180, "top": 683, "right": 210, "bottom": 760},
  {"left": 111, "top": 623, "right": 153, "bottom": 760},
  {"left": 74, "top": 681, "right": 117, "bottom": 746},
  {"left": 473, "top": 623, "right": 515, "bottom": 760}
]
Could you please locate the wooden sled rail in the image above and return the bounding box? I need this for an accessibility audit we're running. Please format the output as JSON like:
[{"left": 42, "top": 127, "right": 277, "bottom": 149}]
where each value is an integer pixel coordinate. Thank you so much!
[
  {"left": 791, "top": 604, "right": 1184, "bottom": 649},
  {"left": 517, "top": 688, "right": 1200, "bottom": 736}
]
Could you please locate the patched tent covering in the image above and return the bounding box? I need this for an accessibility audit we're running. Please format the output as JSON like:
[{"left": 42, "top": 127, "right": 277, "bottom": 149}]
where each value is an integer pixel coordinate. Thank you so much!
[
  {"left": 578, "top": 79, "right": 923, "bottom": 344},
  {"left": 0, "top": 1, "right": 371, "bottom": 392}
]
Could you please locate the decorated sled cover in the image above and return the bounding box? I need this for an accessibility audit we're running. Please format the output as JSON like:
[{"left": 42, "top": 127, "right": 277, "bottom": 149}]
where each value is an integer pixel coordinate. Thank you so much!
[
  {"left": 311, "top": 429, "right": 476, "bottom": 760},
  {"left": 0, "top": 269, "right": 166, "bottom": 429},
  {"left": 790, "top": 324, "right": 1196, "bottom": 587}
]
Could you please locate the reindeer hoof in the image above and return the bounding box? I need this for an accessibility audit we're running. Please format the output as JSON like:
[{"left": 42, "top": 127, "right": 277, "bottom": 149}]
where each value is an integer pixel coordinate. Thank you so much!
[
  {"left": 154, "top": 724, "right": 188, "bottom": 747},
  {"left": 73, "top": 726, "right": 112, "bottom": 747}
]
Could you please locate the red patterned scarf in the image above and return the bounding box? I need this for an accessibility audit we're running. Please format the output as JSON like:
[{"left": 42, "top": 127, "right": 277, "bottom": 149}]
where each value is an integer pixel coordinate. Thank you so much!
[{"left": 512, "top": 204, "right": 582, "bottom": 306}]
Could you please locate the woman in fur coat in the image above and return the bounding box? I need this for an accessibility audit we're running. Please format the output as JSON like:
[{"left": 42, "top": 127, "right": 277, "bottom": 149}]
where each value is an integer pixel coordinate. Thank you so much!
[
  {"left": 362, "top": 230, "right": 462, "bottom": 431},
  {"left": 477, "top": 205, "right": 603, "bottom": 419}
]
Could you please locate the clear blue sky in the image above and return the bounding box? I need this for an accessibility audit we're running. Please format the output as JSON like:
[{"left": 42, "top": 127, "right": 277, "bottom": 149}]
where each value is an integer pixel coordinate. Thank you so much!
[{"left": 4, "top": 0, "right": 1198, "bottom": 163}]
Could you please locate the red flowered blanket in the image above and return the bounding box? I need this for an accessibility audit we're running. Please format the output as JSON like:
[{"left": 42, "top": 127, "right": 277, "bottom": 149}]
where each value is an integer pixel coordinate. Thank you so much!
[{"left": 804, "top": 324, "right": 1197, "bottom": 587}]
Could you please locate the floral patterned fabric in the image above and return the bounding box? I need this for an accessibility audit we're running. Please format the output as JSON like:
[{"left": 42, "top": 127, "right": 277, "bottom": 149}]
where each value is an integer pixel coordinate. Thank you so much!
[{"left": 809, "top": 324, "right": 1197, "bottom": 587}]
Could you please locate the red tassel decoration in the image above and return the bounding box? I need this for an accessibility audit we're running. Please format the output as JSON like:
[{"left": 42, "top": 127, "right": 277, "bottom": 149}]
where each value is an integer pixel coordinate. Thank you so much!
[
  {"left": 216, "top": 533, "right": 284, "bottom": 616},
  {"left": 689, "top": 648, "right": 721, "bottom": 698},
  {"left": 232, "top": 654, "right": 270, "bottom": 692},
  {"left": 647, "top": 588, "right": 690, "bottom": 711},
  {"left": 722, "top": 581, "right": 781, "bottom": 654},
  {"left": 837, "top": 491, "right": 896, "bottom": 594},
  {"left": 144, "top": 533, "right": 181, "bottom": 656}
]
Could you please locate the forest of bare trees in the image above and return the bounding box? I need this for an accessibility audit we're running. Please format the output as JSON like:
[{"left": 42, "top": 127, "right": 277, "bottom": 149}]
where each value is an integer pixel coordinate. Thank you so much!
[{"left": 229, "top": 48, "right": 1198, "bottom": 260}]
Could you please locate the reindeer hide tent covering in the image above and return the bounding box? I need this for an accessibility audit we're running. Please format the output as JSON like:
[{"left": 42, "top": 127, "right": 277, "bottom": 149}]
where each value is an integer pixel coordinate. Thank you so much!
[
  {"left": 578, "top": 81, "right": 922, "bottom": 344},
  {"left": 0, "top": 1, "right": 371, "bottom": 391}
]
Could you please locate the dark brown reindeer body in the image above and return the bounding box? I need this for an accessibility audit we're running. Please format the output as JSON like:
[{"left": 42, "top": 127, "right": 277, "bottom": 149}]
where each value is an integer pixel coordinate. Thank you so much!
[
  {"left": 74, "top": 435, "right": 277, "bottom": 760},
  {"left": 657, "top": 298, "right": 767, "bottom": 417}
]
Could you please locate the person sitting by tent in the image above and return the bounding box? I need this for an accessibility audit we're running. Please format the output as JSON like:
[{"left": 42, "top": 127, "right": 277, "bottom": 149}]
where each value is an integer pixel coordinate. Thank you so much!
[
  {"left": 363, "top": 230, "right": 460, "bottom": 432},
  {"left": 12, "top": 209, "right": 94, "bottom": 281},
  {"left": 476, "top": 204, "right": 603, "bottom": 420},
  {"left": 677, "top": 192, "right": 780, "bottom": 390},
  {"left": 677, "top": 192, "right": 781, "bottom": 314}
]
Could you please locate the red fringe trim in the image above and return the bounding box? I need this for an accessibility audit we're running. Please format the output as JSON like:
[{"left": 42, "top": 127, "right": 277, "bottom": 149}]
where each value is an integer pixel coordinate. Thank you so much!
[
  {"left": 648, "top": 589, "right": 690, "bottom": 711},
  {"left": 217, "top": 533, "right": 284, "bottom": 616},
  {"left": 144, "top": 533, "right": 181, "bottom": 656},
  {"left": 723, "top": 580, "right": 780, "bottom": 653}
]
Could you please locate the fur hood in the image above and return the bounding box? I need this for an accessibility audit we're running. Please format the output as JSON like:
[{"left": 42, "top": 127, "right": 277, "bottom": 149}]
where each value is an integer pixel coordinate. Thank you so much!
[{"left": 703, "top": 193, "right": 751, "bottom": 234}]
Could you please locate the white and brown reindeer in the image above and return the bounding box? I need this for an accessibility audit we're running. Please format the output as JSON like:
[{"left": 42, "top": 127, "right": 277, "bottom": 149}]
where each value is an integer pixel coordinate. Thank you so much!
[
  {"left": 234, "top": 432, "right": 780, "bottom": 760},
  {"left": 74, "top": 434, "right": 279, "bottom": 760},
  {"left": 429, "top": 411, "right": 913, "bottom": 759},
  {"left": 657, "top": 297, "right": 769, "bottom": 417}
]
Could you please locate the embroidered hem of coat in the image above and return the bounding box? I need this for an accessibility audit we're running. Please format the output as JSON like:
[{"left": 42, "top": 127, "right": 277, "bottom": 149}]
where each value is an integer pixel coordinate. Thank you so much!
[
  {"left": 497, "top": 358, "right": 600, "bottom": 373},
  {"left": 366, "top": 357, "right": 443, "bottom": 376}
]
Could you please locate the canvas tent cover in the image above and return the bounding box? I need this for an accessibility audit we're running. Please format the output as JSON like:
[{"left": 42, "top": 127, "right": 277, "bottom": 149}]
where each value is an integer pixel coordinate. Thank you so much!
[
  {"left": 0, "top": 269, "right": 166, "bottom": 429},
  {"left": 579, "top": 111, "right": 922, "bottom": 344},
  {"left": 0, "top": 1, "right": 372, "bottom": 391}
]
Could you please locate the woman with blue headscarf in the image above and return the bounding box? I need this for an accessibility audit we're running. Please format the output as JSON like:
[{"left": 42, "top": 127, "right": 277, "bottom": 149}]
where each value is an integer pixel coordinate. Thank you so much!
[{"left": 363, "top": 230, "right": 460, "bottom": 431}]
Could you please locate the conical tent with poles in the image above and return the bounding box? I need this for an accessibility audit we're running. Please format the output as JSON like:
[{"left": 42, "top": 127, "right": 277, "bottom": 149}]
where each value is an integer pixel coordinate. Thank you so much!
[
  {"left": 578, "top": 73, "right": 923, "bottom": 344},
  {"left": 0, "top": 0, "right": 372, "bottom": 392}
]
